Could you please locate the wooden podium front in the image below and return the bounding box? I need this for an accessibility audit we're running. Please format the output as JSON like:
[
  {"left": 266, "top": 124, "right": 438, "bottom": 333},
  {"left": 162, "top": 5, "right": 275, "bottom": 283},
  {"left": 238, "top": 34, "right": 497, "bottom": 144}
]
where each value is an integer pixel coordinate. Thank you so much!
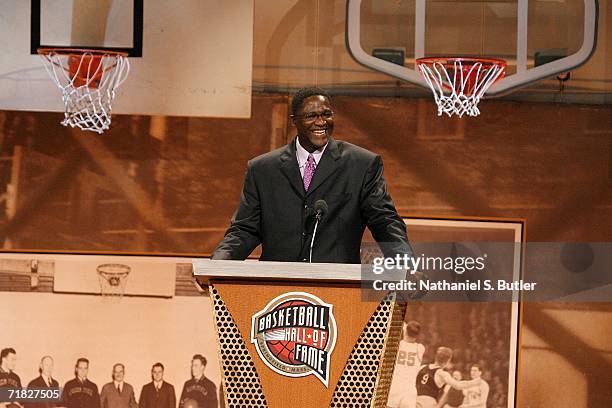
[{"left": 193, "top": 260, "right": 406, "bottom": 408}]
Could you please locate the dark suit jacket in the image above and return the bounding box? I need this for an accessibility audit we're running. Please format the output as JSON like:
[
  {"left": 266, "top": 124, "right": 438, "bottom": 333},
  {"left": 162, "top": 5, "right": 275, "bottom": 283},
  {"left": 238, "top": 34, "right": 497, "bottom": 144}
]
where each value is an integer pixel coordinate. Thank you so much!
[
  {"left": 99, "top": 382, "right": 137, "bottom": 408},
  {"left": 139, "top": 382, "right": 176, "bottom": 408},
  {"left": 212, "top": 137, "right": 411, "bottom": 263},
  {"left": 26, "top": 376, "right": 60, "bottom": 408}
]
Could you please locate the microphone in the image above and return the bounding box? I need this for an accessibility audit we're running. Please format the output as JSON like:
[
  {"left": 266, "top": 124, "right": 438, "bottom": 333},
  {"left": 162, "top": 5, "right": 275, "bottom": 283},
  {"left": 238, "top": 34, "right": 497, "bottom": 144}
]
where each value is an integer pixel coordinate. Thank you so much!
[{"left": 309, "top": 200, "right": 328, "bottom": 263}]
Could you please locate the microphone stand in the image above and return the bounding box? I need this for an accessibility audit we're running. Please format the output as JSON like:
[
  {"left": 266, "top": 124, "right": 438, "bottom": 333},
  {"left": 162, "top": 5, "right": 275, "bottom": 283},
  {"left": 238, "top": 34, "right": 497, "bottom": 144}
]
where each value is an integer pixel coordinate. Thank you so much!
[{"left": 309, "top": 211, "right": 323, "bottom": 263}]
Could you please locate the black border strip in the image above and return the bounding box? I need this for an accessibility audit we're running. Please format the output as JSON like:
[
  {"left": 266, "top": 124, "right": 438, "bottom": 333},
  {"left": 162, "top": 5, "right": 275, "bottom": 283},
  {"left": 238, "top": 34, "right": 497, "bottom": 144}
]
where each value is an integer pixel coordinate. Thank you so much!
[{"left": 30, "top": 0, "right": 143, "bottom": 57}]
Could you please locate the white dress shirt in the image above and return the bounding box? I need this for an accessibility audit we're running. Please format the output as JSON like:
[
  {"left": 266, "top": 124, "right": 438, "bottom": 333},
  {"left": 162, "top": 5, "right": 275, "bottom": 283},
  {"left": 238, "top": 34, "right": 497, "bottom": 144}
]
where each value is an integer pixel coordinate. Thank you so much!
[{"left": 296, "top": 137, "right": 327, "bottom": 178}]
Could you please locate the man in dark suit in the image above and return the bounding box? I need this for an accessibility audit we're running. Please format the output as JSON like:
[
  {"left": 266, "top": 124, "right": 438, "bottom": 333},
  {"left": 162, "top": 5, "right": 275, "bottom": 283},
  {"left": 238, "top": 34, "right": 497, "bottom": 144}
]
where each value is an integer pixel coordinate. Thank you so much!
[
  {"left": 99, "top": 364, "right": 137, "bottom": 408},
  {"left": 139, "top": 363, "right": 176, "bottom": 408},
  {"left": 26, "top": 356, "right": 60, "bottom": 408},
  {"left": 213, "top": 87, "right": 411, "bottom": 263}
]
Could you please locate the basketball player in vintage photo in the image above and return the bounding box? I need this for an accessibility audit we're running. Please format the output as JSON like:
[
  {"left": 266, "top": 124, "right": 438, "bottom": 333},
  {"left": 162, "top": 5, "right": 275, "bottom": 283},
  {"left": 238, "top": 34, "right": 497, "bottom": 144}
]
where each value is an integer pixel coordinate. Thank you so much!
[
  {"left": 415, "top": 347, "right": 481, "bottom": 408},
  {"left": 386, "top": 321, "right": 426, "bottom": 408}
]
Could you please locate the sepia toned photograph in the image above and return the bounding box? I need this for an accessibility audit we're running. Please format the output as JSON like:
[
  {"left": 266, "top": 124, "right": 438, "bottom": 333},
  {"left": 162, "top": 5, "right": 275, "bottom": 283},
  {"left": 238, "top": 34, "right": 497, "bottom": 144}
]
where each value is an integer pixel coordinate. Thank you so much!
[
  {"left": 0, "top": 253, "right": 223, "bottom": 408},
  {"left": 376, "top": 217, "right": 523, "bottom": 408}
]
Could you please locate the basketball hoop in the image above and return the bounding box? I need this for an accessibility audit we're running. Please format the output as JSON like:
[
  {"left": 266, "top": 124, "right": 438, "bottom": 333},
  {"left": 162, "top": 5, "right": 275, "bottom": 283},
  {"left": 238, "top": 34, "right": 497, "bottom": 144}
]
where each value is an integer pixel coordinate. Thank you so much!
[
  {"left": 38, "top": 48, "right": 130, "bottom": 134},
  {"left": 97, "top": 263, "right": 131, "bottom": 299},
  {"left": 416, "top": 57, "right": 506, "bottom": 117}
]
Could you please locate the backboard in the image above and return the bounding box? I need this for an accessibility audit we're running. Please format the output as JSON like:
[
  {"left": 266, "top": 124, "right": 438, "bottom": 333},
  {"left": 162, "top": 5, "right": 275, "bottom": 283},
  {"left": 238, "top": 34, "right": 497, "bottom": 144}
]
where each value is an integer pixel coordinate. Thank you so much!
[
  {"left": 346, "top": 0, "right": 598, "bottom": 96},
  {"left": 0, "top": 0, "right": 254, "bottom": 118},
  {"left": 52, "top": 254, "right": 177, "bottom": 297}
]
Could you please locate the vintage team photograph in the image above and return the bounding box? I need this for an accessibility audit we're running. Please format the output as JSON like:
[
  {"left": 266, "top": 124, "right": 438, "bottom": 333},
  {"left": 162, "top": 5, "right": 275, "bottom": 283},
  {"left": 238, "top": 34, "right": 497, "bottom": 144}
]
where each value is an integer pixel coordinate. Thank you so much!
[{"left": 0, "top": 254, "right": 223, "bottom": 408}]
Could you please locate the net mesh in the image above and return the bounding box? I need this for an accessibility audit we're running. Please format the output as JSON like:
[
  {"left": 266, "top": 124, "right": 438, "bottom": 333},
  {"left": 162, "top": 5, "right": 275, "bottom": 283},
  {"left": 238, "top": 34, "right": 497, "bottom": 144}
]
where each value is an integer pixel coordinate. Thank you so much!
[
  {"left": 97, "top": 263, "right": 131, "bottom": 300},
  {"left": 38, "top": 49, "right": 130, "bottom": 134},
  {"left": 417, "top": 58, "right": 506, "bottom": 117}
]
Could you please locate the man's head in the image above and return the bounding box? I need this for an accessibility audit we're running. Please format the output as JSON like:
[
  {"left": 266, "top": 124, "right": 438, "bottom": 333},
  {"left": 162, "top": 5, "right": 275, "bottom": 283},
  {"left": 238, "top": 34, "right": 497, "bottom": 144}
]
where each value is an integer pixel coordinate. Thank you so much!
[
  {"left": 112, "top": 363, "right": 125, "bottom": 382},
  {"left": 291, "top": 87, "right": 334, "bottom": 153},
  {"left": 434, "top": 346, "right": 453, "bottom": 368},
  {"left": 183, "top": 399, "right": 199, "bottom": 408},
  {"left": 39, "top": 356, "right": 54, "bottom": 376},
  {"left": 0, "top": 348, "right": 16, "bottom": 371},
  {"left": 191, "top": 354, "right": 207, "bottom": 379},
  {"left": 470, "top": 364, "right": 482, "bottom": 379},
  {"left": 151, "top": 363, "right": 164, "bottom": 382},
  {"left": 452, "top": 370, "right": 462, "bottom": 381},
  {"left": 404, "top": 320, "right": 421, "bottom": 341},
  {"left": 75, "top": 358, "right": 89, "bottom": 379}
]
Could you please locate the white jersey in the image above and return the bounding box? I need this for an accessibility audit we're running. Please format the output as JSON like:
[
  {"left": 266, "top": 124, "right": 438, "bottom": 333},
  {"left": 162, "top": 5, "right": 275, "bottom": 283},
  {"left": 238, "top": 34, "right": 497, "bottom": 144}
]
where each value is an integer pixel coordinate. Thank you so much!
[
  {"left": 387, "top": 341, "right": 425, "bottom": 408},
  {"left": 463, "top": 380, "right": 489, "bottom": 408},
  {"left": 393, "top": 340, "right": 425, "bottom": 385}
]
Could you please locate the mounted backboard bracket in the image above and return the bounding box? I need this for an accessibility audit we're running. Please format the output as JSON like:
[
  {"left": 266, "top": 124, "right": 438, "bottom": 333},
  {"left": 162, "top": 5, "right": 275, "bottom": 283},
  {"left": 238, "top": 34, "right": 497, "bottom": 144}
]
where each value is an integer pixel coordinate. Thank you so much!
[{"left": 345, "top": 0, "right": 598, "bottom": 96}]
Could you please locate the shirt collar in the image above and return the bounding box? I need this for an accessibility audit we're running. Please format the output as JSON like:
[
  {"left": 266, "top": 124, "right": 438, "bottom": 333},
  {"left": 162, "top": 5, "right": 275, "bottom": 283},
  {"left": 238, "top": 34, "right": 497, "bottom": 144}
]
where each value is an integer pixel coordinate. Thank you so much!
[{"left": 295, "top": 137, "right": 327, "bottom": 169}]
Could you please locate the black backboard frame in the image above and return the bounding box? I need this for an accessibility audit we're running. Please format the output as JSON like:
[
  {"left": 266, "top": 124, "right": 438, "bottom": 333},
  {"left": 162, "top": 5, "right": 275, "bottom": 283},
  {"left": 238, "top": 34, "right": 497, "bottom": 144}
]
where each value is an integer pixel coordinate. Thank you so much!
[{"left": 31, "top": 0, "right": 143, "bottom": 57}]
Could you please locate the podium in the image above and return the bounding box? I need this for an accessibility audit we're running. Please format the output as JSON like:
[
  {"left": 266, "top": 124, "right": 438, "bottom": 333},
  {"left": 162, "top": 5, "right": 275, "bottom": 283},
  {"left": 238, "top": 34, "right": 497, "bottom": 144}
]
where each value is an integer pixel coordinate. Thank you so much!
[{"left": 193, "top": 260, "right": 406, "bottom": 408}]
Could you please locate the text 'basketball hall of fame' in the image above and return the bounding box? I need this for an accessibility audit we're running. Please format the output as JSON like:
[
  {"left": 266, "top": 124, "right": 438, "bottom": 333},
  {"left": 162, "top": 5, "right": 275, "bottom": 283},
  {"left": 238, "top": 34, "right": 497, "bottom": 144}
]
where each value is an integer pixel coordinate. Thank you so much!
[{"left": 250, "top": 292, "right": 337, "bottom": 387}]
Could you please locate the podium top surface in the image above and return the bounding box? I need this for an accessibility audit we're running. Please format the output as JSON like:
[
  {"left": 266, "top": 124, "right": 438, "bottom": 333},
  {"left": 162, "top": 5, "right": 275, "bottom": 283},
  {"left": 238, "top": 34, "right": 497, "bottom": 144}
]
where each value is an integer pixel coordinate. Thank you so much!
[{"left": 192, "top": 259, "right": 364, "bottom": 284}]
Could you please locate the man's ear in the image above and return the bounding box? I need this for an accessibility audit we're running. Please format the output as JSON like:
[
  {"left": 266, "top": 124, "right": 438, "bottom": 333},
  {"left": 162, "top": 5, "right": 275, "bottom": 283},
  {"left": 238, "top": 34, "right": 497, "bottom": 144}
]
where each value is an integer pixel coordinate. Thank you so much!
[{"left": 290, "top": 115, "right": 296, "bottom": 127}]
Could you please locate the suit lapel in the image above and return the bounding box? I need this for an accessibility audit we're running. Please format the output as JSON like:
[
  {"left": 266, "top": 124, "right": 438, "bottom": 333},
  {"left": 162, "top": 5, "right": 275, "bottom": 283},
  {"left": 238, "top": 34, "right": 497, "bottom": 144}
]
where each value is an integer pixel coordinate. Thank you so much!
[
  {"left": 279, "top": 139, "right": 306, "bottom": 198},
  {"left": 306, "top": 138, "right": 341, "bottom": 196}
]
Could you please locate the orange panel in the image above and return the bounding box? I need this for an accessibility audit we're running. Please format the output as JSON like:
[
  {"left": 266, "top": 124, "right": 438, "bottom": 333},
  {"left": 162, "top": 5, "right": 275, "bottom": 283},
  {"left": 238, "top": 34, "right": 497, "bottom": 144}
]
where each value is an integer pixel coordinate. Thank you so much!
[{"left": 212, "top": 281, "right": 387, "bottom": 408}]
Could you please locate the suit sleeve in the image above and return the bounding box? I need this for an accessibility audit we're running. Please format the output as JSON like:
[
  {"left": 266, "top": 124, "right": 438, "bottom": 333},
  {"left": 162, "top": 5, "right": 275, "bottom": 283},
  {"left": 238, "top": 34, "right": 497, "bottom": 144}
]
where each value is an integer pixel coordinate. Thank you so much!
[
  {"left": 206, "top": 382, "right": 217, "bottom": 408},
  {"left": 93, "top": 385, "right": 101, "bottom": 408},
  {"left": 169, "top": 385, "right": 176, "bottom": 408},
  {"left": 360, "top": 155, "right": 413, "bottom": 258},
  {"left": 178, "top": 383, "right": 186, "bottom": 408},
  {"left": 129, "top": 387, "right": 138, "bottom": 408},
  {"left": 99, "top": 386, "right": 105, "bottom": 408},
  {"left": 211, "top": 162, "right": 262, "bottom": 260},
  {"left": 137, "top": 387, "right": 146, "bottom": 408}
]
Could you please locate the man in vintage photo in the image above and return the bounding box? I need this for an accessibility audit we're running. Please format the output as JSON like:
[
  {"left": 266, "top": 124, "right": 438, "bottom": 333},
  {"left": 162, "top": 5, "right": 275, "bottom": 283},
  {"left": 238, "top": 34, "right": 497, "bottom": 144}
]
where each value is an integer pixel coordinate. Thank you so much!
[
  {"left": 0, "top": 348, "right": 23, "bottom": 408},
  {"left": 26, "top": 356, "right": 60, "bottom": 408},
  {"left": 439, "top": 371, "right": 465, "bottom": 408},
  {"left": 179, "top": 355, "right": 217, "bottom": 408},
  {"left": 100, "top": 364, "right": 137, "bottom": 408},
  {"left": 386, "top": 321, "right": 425, "bottom": 408},
  {"left": 139, "top": 363, "right": 176, "bottom": 408},
  {"left": 461, "top": 364, "right": 489, "bottom": 408},
  {"left": 415, "top": 347, "right": 481, "bottom": 408},
  {"left": 62, "top": 358, "right": 100, "bottom": 408},
  {"left": 0, "top": 348, "right": 21, "bottom": 389}
]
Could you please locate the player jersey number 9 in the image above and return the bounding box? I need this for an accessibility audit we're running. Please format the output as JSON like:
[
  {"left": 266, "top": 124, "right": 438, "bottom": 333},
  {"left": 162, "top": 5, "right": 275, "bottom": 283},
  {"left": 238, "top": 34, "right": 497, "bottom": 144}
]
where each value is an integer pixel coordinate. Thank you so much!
[{"left": 420, "top": 373, "right": 429, "bottom": 385}]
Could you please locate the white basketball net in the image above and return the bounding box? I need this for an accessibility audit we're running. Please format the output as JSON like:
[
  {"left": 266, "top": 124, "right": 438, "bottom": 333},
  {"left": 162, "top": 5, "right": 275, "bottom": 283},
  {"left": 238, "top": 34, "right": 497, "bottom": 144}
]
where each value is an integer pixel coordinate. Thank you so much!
[
  {"left": 38, "top": 49, "right": 130, "bottom": 134},
  {"left": 417, "top": 58, "right": 506, "bottom": 117},
  {"left": 97, "top": 263, "right": 131, "bottom": 300}
]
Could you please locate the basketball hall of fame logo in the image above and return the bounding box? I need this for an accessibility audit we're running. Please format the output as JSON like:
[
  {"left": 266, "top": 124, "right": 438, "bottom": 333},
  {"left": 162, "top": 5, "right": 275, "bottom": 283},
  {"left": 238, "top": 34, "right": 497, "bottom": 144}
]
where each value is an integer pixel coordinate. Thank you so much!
[{"left": 250, "top": 292, "right": 337, "bottom": 387}]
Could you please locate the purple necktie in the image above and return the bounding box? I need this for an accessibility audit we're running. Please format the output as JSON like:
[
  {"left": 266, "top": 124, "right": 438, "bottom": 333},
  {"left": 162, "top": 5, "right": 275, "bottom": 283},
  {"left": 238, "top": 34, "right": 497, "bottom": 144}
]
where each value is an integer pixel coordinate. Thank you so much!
[{"left": 303, "top": 154, "right": 316, "bottom": 191}]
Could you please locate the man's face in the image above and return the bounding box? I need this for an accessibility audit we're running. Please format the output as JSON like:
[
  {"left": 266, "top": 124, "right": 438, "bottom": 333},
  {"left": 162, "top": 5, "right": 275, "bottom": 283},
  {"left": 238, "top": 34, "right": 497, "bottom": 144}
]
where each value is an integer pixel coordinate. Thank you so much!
[
  {"left": 191, "top": 359, "right": 205, "bottom": 378},
  {"left": 151, "top": 366, "right": 164, "bottom": 382},
  {"left": 113, "top": 365, "right": 125, "bottom": 382},
  {"left": 470, "top": 366, "right": 482, "bottom": 379},
  {"left": 4, "top": 353, "right": 16, "bottom": 371},
  {"left": 76, "top": 362, "right": 88, "bottom": 379},
  {"left": 41, "top": 357, "right": 53, "bottom": 376},
  {"left": 293, "top": 95, "right": 334, "bottom": 152}
]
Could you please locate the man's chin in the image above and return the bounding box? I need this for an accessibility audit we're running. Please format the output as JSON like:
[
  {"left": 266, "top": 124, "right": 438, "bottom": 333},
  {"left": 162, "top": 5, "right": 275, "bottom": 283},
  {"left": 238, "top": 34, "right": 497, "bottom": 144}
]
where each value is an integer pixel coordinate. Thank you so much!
[{"left": 311, "top": 134, "right": 330, "bottom": 148}]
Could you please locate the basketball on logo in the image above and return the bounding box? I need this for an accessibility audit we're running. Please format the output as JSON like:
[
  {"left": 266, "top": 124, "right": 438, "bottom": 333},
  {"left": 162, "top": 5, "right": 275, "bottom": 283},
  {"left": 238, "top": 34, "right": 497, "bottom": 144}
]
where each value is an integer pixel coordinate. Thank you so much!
[{"left": 251, "top": 292, "right": 337, "bottom": 387}]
